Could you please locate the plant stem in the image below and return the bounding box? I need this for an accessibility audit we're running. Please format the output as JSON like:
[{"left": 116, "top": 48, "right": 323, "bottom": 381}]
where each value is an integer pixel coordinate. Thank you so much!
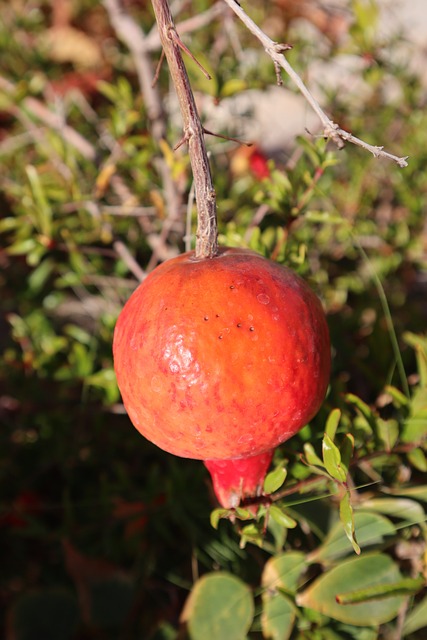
[{"left": 151, "top": 0, "right": 218, "bottom": 258}]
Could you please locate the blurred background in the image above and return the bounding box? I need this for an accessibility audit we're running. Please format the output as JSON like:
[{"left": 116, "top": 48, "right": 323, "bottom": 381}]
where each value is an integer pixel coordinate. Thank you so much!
[{"left": 1, "top": 1, "right": 426, "bottom": 638}]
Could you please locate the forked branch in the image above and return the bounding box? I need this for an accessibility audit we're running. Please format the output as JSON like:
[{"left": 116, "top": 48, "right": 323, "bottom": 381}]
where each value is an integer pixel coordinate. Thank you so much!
[{"left": 223, "top": 0, "right": 408, "bottom": 168}]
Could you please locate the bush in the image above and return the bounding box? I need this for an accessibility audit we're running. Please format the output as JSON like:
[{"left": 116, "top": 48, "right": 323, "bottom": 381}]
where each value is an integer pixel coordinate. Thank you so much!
[{"left": 1, "top": 1, "right": 426, "bottom": 638}]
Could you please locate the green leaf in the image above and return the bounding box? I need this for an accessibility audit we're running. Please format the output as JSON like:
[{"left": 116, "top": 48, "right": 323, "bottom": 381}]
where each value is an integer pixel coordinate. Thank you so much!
[
  {"left": 403, "top": 593, "right": 427, "bottom": 636},
  {"left": 384, "top": 385, "right": 409, "bottom": 408},
  {"left": 220, "top": 78, "right": 248, "bottom": 98},
  {"left": 297, "top": 553, "right": 405, "bottom": 626},
  {"left": 303, "top": 443, "right": 325, "bottom": 468},
  {"left": 389, "top": 485, "right": 427, "bottom": 503},
  {"left": 263, "top": 466, "right": 287, "bottom": 494},
  {"left": 339, "top": 491, "right": 360, "bottom": 555},
  {"left": 269, "top": 505, "right": 297, "bottom": 529},
  {"left": 239, "top": 523, "right": 264, "bottom": 549},
  {"left": 358, "top": 498, "right": 426, "bottom": 530},
  {"left": 210, "top": 508, "right": 231, "bottom": 530},
  {"left": 336, "top": 576, "right": 425, "bottom": 604},
  {"left": 325, "top": 408, "right": 341, "bottom": 441},
  {"left": 403, "top": 332, "right": 427, "bottom": 387},
  {"left": 7, "top": 238, "right": 37, "bottom": 256},
  {"left": 261, "top": 592, "right": 297, "bottom": 640},
  {"left": 262, "top": 551, "right": 307, "bottom": 595},
  {"left": 407, "top": 447, "right": 427, "bottom": 472},
  {"left": 310, "top": 511, "right": 396, "bottom": 565},
  {"left": 402, "top": 387, "right": 427, "bottom": 443},
  {"left": 26, "top": 164, "right": 52, "bottom": 237},
  {"left": 376, "top": 418, "right": 399, "bottom": 452},
  {"left": 234, "top": 507, "right": 254, "bottom": 521},
  {"left": 323, "top": 433, "right": 347, "bottom": 482},
  {"left": 181, "top": 572, "right": 254, "bottom": 640},
  {"left": 345, "top": 393, "right": 376, "bottom": 430},
  {"left": 340, "top": 433, "right": 354, "bottom": 477}
]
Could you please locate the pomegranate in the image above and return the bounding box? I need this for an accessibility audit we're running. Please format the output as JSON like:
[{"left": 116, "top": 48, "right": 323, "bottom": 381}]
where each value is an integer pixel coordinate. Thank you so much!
[{"left": 113, "top": 247, "right": 330, "bottom": 508}]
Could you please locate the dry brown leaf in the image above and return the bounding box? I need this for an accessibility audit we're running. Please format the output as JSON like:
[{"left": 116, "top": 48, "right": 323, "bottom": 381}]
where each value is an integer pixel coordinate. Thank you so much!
[{"left": 40, "top": 26, "right": 103, "bottom": 69}]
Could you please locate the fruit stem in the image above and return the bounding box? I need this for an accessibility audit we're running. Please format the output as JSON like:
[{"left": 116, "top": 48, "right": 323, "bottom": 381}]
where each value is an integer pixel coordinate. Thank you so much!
[
  {"left": 151, "top": 0, "right": 218, "bottom": 259},
  {"left": 204, "top": 450, "right": 275, "bottom": 509}
]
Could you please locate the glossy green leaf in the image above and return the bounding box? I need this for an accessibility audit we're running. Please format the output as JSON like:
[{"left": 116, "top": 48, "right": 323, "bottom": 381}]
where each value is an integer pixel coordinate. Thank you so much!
[
  {"left": 323, "top": 433, "right": 347, "bottom": 482},
  {"left": 263, "top": 466, "right": 287, "bottom": 494},
  {"left": 262, "top": 551, "right": 307, "bottom": 594},
  {"left": 297, "top": 553, "right": 405, "bottom": 626},
  {"left": 269, "top": 505, "right": 297, "bottom": 529},
  {"left": 325, "top": 408, "right": 341, "bottom": 441},
  {"left": 261, "top": 592, "right": 297, "bottom": 640},
  {"left": 181, "top": 572, "right": 253, "bottom": 640},
  {"left": 339, "top": 491, "right": 360, "bottom": 555},
  {"left": 309, "top": 511, "right": 395, "bottom": 564}
]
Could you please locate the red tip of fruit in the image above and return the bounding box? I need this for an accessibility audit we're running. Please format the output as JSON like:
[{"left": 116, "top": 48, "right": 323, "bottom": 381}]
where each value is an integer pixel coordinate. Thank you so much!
[{"left": 204, "top": 450, "right": 274, "bottom": 508}]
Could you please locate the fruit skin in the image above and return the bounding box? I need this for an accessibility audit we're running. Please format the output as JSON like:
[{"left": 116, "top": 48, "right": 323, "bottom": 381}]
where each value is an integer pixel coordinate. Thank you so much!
[
  {"left": 113, "top": 247, "right": 330, "bottom": 464},
  {"left": 204, "top": 451, "right": 274, "bottom": 509}
]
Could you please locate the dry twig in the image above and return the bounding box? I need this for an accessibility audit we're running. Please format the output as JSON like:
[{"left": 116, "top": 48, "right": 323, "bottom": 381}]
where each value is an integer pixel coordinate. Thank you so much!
[
  {"left": 151, "top": 0, "right": 218, "bottom": 258},
  {"left": 223, "top": 0, "right": 408, "bottom": 168}
]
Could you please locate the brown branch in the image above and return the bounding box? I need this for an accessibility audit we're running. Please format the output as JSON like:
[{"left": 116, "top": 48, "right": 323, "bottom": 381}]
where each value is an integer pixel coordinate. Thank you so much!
[
  {"left": 151, "top": 0, "right": 218, "bottom": 259},
  {"left": 223, "top": 0, "right": 409, "bottom": 168}
]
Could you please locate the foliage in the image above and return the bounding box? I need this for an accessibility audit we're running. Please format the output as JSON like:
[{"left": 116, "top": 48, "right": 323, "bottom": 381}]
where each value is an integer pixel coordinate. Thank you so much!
[{"left": 0, "top": 1, "right": 426, "bottom": 639}]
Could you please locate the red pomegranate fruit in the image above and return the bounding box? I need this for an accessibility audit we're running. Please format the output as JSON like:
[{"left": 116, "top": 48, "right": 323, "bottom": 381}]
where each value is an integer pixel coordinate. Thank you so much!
[{"left": 113, "top": 247, "right": 330, "bottom": 508}]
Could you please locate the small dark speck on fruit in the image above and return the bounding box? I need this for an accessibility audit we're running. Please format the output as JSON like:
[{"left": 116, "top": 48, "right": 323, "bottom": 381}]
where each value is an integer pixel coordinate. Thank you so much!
[
  {"left": 249, "top": 326, "right": 255, "bottom": 332},
  {"left": 216, "top": 314, "right": 220, "bottom": 318},
  {"left": 237, "top": 323, "right": 242, "bottom": 328},
  {"left": 230, "top": 285, "right": 235, "bottom": 289},
  {"left": 218, "top": 334, "right": 223, "bottom": 340},
  {"left": 204, "top": 316, "right": 209, "bottom": 321}
]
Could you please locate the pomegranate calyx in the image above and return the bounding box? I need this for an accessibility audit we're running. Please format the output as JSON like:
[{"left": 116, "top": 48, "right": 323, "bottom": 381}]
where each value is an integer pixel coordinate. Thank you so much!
[{"left": 204, "top": 449, "right": 275, "bottom": 509}]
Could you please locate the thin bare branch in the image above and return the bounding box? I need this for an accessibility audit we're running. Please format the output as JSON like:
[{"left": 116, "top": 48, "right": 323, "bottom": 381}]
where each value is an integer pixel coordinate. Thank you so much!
[
  {"left": 151, "top": 0, "right": 218, "bottom": 259},
  {"left": 144, "top": 2, "right": 225, "bottom": 52},
  {"left": 223, "top": 0, "right": 408, "bottom": 168}
]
